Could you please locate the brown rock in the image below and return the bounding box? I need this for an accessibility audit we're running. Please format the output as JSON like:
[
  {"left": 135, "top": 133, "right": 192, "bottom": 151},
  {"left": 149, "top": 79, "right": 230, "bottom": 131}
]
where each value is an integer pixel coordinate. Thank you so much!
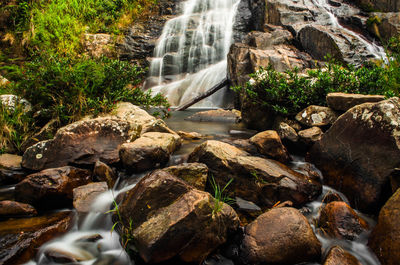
[
  {"left": 0, "top": 211, "right": 73, "bottom": 265},
  {"left": 324, "top": 246, "right": 362, "bottom": 265},
  {"left": 20, "top": 119, "right": 58, "bottom": 152},
  {"left": 119, "top": 132, "right": 181, "bottom": 172},
  {"left": 369, "top": 189, "right": 400, "bottom": 265},
  {"left": 73, "top": 182, "right": 108, "bottom": 213},
  {"left": 0, "top": 154, "right": 22, "bottom": 169},
  {"left": 250, "top": 130, "right": 291, "bottom": 163},
  {"left": 326, "top": 92, "right": 385, "bottom": 112},
  {"left": 241, "top": 207, "right": 321, "bottom": 264},
  {"left": 309, "top": 98, "right": 400, "bottom": 213},
  {"left": 0, "top": 154, "right": 26, "bottom": 184},
  {"left": 186, "top": 109, "right": 241, "bottom": 123},
  {"left": 322, "top": 191, "right": 344, "bottom": 204},
  {"left": 0, "top": 201, "right": 37, "bottom": 217},
  {"left": 177, "top": 131, "right": 204, "bottom": 140},
  {"left": 298, "top": 127, "right": 323, "bottom": 147},
  {"left": 220, "top": 138, "right": 259, "bottom": 155},
  {"left": 15, "top": 166, "right": 92, "bottom": 209},
  {"left": 277, "top": 122, "right": 299, "bottom": 142},
  {"left": 296, "top": 105, "right": 338, "bottom": 127},
  {"left": 93, "top": 160, "right": 117, "bottom": 188},
  {"left": 319, "top": 201, "right": 369, "bottom": 240},
  {"left": 163, "top": 163, "right": 208, "bottom": 190}
]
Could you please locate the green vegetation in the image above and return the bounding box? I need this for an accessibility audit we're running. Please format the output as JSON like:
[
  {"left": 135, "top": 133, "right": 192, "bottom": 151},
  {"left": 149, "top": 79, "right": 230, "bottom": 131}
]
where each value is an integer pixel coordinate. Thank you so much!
[{"left": 209, "top": 175, "right": 235, "bottom": 216}]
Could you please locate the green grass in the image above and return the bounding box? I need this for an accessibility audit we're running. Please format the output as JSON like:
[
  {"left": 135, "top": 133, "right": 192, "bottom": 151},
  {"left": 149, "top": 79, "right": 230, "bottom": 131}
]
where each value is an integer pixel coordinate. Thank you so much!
[{"left": 209, "top": 175, "right": 235, "bottom": 216}]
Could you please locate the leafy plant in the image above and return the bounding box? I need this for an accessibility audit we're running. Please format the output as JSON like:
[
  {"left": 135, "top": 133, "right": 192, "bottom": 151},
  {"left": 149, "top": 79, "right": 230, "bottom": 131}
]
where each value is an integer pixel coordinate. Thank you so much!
[{"left": 209, "top": 175, "right": 235, "bottom": 216}]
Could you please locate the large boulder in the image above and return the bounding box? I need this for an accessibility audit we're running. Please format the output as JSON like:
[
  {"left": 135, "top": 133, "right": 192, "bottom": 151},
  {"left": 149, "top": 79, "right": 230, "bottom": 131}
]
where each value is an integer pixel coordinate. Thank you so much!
[
  {"left": 186, "top": 109, "right": 241, "bottom": 123},
  {"left": 249, "top": 130, "right": 291, "bottom": 163},
  {"left": 188, "top": 140, "right": 321, "bottom": 207},
  {"left": 326, "top": 92, "right": 385, "bottom": 112},
  {"left": 162, "top": 163, "right": 208, "bottom": 190},
  {"left": 118, "top": 170, "right": 239, "bottom": 263},
  {"left": 119, "top": 132, "right": 181, "bottom": 172},
  {"left": 241, "top": 207, "right": 321, "bottom": 264},
  {"left": 368, "top": 189, "right": 400, "bottom": 265},
  {"left": 309, "top": 98, "right": 400, "bottom": 213},
  {"left": 0, "top": 211, "right": 73, "bottom": 265},
  {"left": 324, "top": 246, "right": 362, "bottom": 265},
  {"left": 15, "top": 166, "right": 92, "bottom": 209},
  {"left": 318, "top": 201, "right": 369, "bottom": 240}
]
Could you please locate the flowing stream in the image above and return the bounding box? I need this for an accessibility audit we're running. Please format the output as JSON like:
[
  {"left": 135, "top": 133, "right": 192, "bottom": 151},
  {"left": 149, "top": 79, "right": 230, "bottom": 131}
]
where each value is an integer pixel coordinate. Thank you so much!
[{"left": 145, "top": 0, "right": 240, "bottom": 108}]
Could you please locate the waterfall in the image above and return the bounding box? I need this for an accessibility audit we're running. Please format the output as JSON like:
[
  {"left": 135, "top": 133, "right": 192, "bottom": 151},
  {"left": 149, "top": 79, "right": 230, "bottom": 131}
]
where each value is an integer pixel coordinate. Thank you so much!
[{"left": 145, "top": 0, "right": 240, "bottom": 108}]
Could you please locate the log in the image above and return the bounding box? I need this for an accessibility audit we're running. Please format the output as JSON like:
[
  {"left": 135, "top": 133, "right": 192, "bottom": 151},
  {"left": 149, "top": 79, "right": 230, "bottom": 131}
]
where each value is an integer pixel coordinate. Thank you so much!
[{"left": 175, "top": 78, "right": 230, "bottom": 111}]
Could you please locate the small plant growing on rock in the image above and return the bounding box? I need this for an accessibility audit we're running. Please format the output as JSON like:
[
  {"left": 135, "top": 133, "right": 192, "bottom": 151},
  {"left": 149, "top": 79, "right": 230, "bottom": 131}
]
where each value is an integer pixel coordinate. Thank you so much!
[{"left": 209, "top": 175, "right": 235, "bottom": 216}]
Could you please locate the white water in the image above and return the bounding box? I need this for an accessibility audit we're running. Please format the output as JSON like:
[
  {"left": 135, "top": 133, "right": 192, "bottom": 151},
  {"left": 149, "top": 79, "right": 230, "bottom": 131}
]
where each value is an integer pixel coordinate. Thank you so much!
[{"left": 146, "top": 0, "right": 240, "bottom": 107}]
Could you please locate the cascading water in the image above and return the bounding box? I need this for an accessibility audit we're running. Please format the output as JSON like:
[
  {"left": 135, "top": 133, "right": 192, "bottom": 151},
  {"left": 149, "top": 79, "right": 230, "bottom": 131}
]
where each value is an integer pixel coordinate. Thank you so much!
[{"left": 145, "top": 0, "right": 240, "bottom": 108}]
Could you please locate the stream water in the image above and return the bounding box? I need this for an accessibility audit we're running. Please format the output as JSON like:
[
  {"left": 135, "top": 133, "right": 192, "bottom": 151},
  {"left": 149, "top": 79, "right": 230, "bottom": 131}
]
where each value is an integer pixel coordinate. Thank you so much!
[{"left": 23, "top": 111, "right": 380, "bottom": 265}]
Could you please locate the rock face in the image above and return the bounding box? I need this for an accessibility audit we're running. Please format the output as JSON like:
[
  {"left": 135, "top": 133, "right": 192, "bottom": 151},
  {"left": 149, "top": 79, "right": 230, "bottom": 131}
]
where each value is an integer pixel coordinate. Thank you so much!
[
  {"left": 368, "top": 12, "right": 400, "bottom": 41},
  {"left": 118, "top": 170, "right": 239, "bottom": 263},
  {"left": 162, "top": 163, "right": 208, "bottom": 190},
  {"left": 188, "top": 140, "right": 321, "bottom": 207},
  {"left": 0, "top": 201, "right": 37, "bottom": 217},
  {"left": 295, "top": 105, "right": 338, "bottom": 127},
  {"left": 0, "top": 211, "right": 73, "bottom": 265},
  {"left": 369, "top": 189, "right": 400, "bottom": 265},
  {"left": 309, "top": 98, "right": 400, "bottom": 213},
  {"left": 73, "top": 182, "right": 108, "bottom": 213},
  {"left": 324, "top": 246, "right": 362, "bottom": 265},
  {"left": 119, "top": 132, "right": 181, "bottom": 172},
  {"left": 326, "top": 92, "right": 385, "bottom": 112},
  {"left": 241, "top": 207, "right": 321, "bottom": 264},
  {"left": 318, "top": 201, "right": 369, "bottom": 240},
  {"left": 249, "top": 130, "right": 291, "bottom": 163},
  {"left": 15, "top": 166, "right": 92, "bottom": 208},
  {"left": 353, "top": 0, "right": 400, "bottom": 12}
]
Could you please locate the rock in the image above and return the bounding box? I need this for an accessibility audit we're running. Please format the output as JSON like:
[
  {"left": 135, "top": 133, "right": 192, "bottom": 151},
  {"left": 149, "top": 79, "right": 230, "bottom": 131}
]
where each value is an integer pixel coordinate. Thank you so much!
[
  {"left": 43, "top": 247, "right": 94, "bottom": 263},
  {"left": 369, "top": 189, "right": 400, "bottom": 265},
  {"left": 318, "top": 201, "right": 369, "bottom": 240},
  {"left": 308, "top": 98, "right": 400, "bottom": 213},
  {"left": 0, "top": 201, "right": 37, "bottom": 217},
  {"left": 119, "top": 132, "right": 181, "bottom": 172},
  {"left": 118, "top": 170, "right": 239, "bottom": 263},
  {"left": 298, "top": 127, "right": 323, "bottom": 147},
  {"left": 0, "top": 154, "right": 25, "bottom": 184},
  {"left": 326, "top": 92, "right": 385, "bottom": 112},
  {"left": 369, "top": 12, "right": 400, "bottom": 42},
  {"left": 233, "top": 0, "right": 265, "bottom": 41},
  {"left": 0, "top": 75, "right": 10, "bottom": 86},
  {"left": 20, "top": 119, "right": 58, "bottom": 152},
  {"left": 177, "top": 131, "right": 204, "bottom": 140},
  {"left": 323, "top": 246, "right": 362, "bottom": 265},
  {"left": 15, "top": 166, "right": 92, "bottom": 209},
  {"left": 93, "top": 160, "right": 117, "bottom": 188},
  {"left": 186, "top": 109, "right": 241, "bottom": 123},
  {"left": 241, "top": 207, "right": 321, "bottom": 264},
  {"left": 0, "top": 154, "right": 22, "bottom": 169},
  {"left": 295, "top": 105, "right": 338, "bottom": 127},
  {"left": 83, "top": 33, "right": 113, "bottom": 58},
  {"left": 0, "top": 211, "right": 73, "bottom": 265},
  {"left": 0, "top": 94, "right": 32, "bottom": 112},
  {"left": 249, "top": 130, "right": 291, "bottom": 163},
  {"left": 277, "top": 122, "right": 299, "bottom": 142},
  {"left": 188, "top": 140, "right": 321, "bottom": 207},
  {"left": 352, "top": 0, "right": 400, "bottom": 12},
  {"left": 162, "top": 163, "right": 208, "bottom": 190},
  {"left": 220, "top": 138, "right": 259, "bottom": 155},
  {"left": 322, "top": 191, "right": 344, "bottom": 204},
  {"left": 73, "top": 182, "right": 108, "bottom": 213}
]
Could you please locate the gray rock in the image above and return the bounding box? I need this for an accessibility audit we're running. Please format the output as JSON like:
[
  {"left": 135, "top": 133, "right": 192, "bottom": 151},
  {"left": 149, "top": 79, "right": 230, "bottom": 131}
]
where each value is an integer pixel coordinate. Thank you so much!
[
  {"left": 295, "top": 105, "right": 338, "bottom": 127},
  {"left": 326, "top": 92, "right": 385, "bottom": 111}
]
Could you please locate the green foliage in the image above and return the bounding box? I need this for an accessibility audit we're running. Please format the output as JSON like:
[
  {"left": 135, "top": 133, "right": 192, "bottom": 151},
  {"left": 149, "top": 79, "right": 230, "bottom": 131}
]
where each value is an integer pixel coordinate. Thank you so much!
[
  {"left": 209, "top": 175, "right": 235, "bottom": 216},
  {"left": 106, "top": 200, "right": 135, "bottom": 250}
]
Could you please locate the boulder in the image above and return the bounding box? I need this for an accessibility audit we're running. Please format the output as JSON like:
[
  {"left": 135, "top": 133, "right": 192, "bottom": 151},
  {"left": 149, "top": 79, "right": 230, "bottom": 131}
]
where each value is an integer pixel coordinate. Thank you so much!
[
  {"left": 118, "top": 170, "right": 239, "bottom": 263},
  {"left": 93, "top": 160, "right": 117, "bottom": 188},
  {"left": 186, "top": 109, "right": 241, "bottom": 123},
  {"left": 249, "top": 130, "right": 291, "bottom": 163},
  {"left": 0, "top": 201, "right": 37, "bottom": 217},
  {"left": 0, "top": 211, "right": 73, "bottom": 265},
  {"left": 326, "top": 92, "right": 385, "bottom": 112},
  {"left": 369, "top": 189, "right": 400, "bottom": 265},
  {"left": 324, "top": 246, "right": 362, "bottom": 265},
  {"left": 15, "top": 166, "right": 92, "bottom": 209},
  {"left": 220, "top": 138, "right": 259, "bottom": 155},
  {"left": 241, "top": 207, "right": 321, "bottom": 264},
  {"left": 188, "top": 140, "right": 321, "bottom": 207},
  {"left": 177, "top": 131, "right": 204, "bottom": 140},
  {"left": 298, "top": 127, "right": 323, "bottom": 147},
  {"left": 318, "top": 201, "right": 369, "bottom": 240},
  {"left": 295, "top": 105, "right": 338, "bottom": 127},
  {"left": 73, "top": 182, "right": 108, "bottom": 213},
  {"left": 309, "top": 98, "right": 400, "bottom": 213},
  {"left": 277, "top": 122, "right": 299, "bottom": 142},
  {"left": 119, "top": 132, "right": 181, "bottom": 172},
  {"left": 0, "top": 154, "right": 25, "bottom": 184},
  {"left": 162, "top": 163, "right": 208, "bottom": 190}
]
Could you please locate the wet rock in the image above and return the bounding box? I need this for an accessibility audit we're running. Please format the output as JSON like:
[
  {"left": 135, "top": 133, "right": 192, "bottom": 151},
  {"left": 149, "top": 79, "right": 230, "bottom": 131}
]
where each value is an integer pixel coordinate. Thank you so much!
[
  {"left": 220, "top": 138, "right": 259, "bottom": 155},
  {"left": 188, "top": 140, "right": 322, "bottom": 207},
  {"left": 73, "top": 182, "right": 108, "bottom": 213},
  {"left": 83, "top": 33, "right": 113, "bottom": 58},
  {"left": 177, "top": 131, "right": 204, "bottom": 140},
  {"left": 15, "top": 166, "right": 92, "bottom": 209},
  {"left": 186, "top": 109, "right": 241, "bottom": 123},
  {"left": 162, "top": 163, "right": 208, "bottom": 190},
  {"left": 309, "top": 98, "right": 400, "bottom": 213},
  {"left": 119, "top": 132, "right": 181, "bottom": 172},
  {"left": 369, "top": 189, "right": 400, "bottom": 265},
  {"left": 44, "top": 247, "right": 95, "bottom": 263},
  {"left": 0, "top": 211, "right": 73, "bottom": 265},
  {"left": 296, "top": 105, "right": 339, "bottom": 127},
  {"left": 318, "top": 201, "right": 369, "bottom": 240},
  {"left": 322, "top": 191, "right": 344, "bottom": 204},
  {"left": 235, "top": 197, "right": 262, "bottom": 213},
  {"left": 0, "top": 200, "right": 37, "bottom": 217},
  {"left": 277, "top": 122, "right": 299, "bottom": 142},
  {"left": 93, "top": 161, "right": 117, "bottom": 188},
  {"left": 249, "top": 130, "right": 291, "bottom": 163},
  {"left": 119, "top": 170, "right": 239, "bottom": 263},
  {"left": 298, "top": 127, "right": 323, "bottom": 147},
  {"left": 323, "top": 246, "right": 362, "bottom": 265},
  {"left": 0, "top": 94, "right": 32, "bottom": 112},
  {"left": 326, "top": 92, "right": 385, "bottom": 112},
  {"left": 241, "top": 207, "right": 321, "bottom": 264},
  {"left": 0, "top": 154, "right": 26, "bottom": 184}
]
